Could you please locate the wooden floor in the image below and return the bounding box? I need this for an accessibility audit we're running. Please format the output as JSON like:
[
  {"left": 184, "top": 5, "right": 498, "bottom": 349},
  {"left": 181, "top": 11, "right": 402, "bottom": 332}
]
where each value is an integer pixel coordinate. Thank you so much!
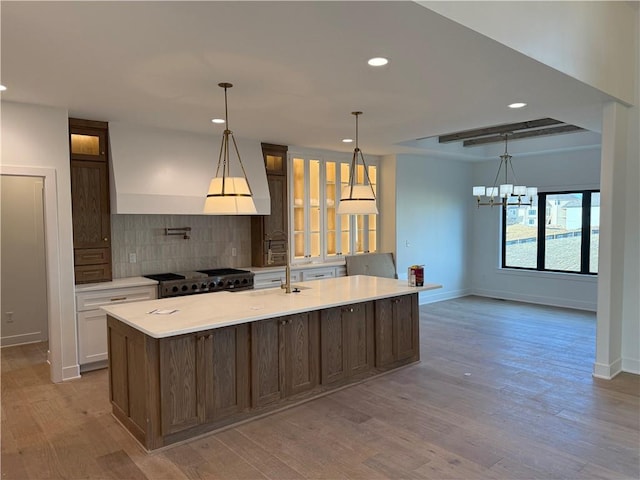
[{"left": 2, "top": 296, "right": 638, "bottom": 479}]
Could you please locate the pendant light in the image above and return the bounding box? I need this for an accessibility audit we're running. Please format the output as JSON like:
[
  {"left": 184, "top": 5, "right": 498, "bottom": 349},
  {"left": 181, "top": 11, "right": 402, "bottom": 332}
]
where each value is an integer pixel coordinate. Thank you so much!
[
  {"left": 203, "top": 82, "right": 257, "bottom": 215},
  {"left": 472, "top": 133, "right": 537, "bottom": 208},
  {"left": 337, "top": 111, "right": 378, "bottom": 215}
]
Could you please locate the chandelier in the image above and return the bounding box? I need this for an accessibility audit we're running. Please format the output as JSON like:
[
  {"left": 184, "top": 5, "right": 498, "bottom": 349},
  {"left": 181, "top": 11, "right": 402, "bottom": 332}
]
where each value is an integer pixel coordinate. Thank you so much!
[
  {"left": 337, "top": 111, "right": 378, "bottom": 215},
  {"left": 472, "top": 133, "right": 537, "bottom": 208},
  {"left": 203, "top": 82, "right": 257, "bottom": 215}
]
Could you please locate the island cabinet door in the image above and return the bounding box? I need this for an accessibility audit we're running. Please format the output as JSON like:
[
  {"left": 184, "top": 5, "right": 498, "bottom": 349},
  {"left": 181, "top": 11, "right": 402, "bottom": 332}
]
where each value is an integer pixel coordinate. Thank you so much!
[
  {"left": 282, "top": 311, "right": 320, "bottom": 397},
  {"left": 251, "top": 312, "right": 320, "bottom": 407},
  {"left": 199, "top": 324, "right": 250, "bottom": 422},
  {"left": 159, "top": 334, "right": 200, "bottom": 435},
  {"left": 375, "top": 294, "right": 420, "bottom": 368},
  {"left": 320, "top": 302, "right": 374, "bottom": 385}
]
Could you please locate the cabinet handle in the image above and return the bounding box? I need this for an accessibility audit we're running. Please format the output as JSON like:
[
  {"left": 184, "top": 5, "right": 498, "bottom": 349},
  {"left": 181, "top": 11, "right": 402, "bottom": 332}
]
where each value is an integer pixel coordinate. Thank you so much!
[
  {"left": 271, "top": 279, "right": 281, "bottom": 283},
  {"left": 103, "top": 237, "right": 108, "bottom": 242},
  {"left": 342, "top": 307, "right": 354, "bottom": 313},
  {"left": 392, "top": 298, "right": 400, "bottom": 304},
  {"left": 110, "top": 296, "right": 127, "bottom": 302},
  {"left": 280, "top": 319, "right": 286, "bottom": 326}
]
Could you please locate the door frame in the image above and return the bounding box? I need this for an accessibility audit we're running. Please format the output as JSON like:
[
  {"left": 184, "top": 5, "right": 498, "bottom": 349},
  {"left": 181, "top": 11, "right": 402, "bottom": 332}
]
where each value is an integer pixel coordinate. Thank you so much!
[{"left": 1, "top": 165, "right": 65, "bottom": 383}]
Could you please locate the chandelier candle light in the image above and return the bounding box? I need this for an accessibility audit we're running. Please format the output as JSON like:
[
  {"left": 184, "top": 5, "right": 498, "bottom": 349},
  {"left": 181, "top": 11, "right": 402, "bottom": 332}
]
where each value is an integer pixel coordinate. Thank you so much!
[
  {"left": 203, "top": 82, "right": 257, "bottom": 215},
  {"left": 337, "top": 111, "right": 379, "bottom": 215},
  {"left": 472, "top": 133, "right": 537, "bottom": 208}
]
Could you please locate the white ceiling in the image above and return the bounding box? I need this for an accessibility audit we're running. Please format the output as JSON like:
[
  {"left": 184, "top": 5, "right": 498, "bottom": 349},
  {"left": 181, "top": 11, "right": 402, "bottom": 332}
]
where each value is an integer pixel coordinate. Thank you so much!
[{"left": 1, "top": 1, "right": 610, "bottom": 160}]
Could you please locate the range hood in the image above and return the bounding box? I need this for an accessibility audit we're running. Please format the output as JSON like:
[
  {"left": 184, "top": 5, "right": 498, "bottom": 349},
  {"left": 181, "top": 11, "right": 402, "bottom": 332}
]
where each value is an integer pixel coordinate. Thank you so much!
[{"left": 108, "top": 121, "right": 270, "bottom": 215}]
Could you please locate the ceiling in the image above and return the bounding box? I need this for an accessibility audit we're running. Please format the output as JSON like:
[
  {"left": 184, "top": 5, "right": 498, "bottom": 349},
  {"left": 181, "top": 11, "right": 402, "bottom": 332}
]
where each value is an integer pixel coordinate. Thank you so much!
[{"left": 1, "top": 1, "right": 610, "bottom": 160}]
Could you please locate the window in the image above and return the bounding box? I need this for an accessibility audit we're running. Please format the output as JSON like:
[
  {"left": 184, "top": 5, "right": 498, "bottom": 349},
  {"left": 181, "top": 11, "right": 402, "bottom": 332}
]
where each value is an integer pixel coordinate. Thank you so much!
[{"left": 502, "top": 190, "right": 599, "bottom": 274}]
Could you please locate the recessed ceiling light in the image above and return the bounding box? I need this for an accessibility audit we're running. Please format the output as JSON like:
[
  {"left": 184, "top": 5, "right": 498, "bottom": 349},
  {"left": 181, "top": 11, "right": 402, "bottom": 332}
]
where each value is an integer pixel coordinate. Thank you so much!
[
  {"left": 342, "top": 138, "right": 353, "bottom": 143},
  {"left": 0, "top": 85, "right": 6, "bottom": 91},
  {"left": 367, "top": 57, "right": 388, "bottom": 67},
  {"left": 508, "top": 102, "right": 527, "bottom": 109},
  {"left": 211, "top": 118, "right": 225, "bottom": 124}
]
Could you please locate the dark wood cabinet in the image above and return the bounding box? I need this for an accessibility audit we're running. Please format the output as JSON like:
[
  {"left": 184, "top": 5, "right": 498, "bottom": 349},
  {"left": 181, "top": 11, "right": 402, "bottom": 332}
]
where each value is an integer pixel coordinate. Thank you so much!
[
  {"left": 251, "top": 143, "right": 288, "bottom": 267},
  {"left": 159, "top": 325, "right": 250, "bottom": 435},
  {"left": 69, "top": 118, "right": 112, "bottom": 283},
  {"left": 107, "top": 291, "right": 420, "bottom": 451},
  {"left": 320, "top": 302, "right": 374, "bottom": 385},
  {"left": 375, "top": 294, "right": 420, "bottom": 368},
  {"left": 251, "top": 311, "right": 319, "bottom": 407}
]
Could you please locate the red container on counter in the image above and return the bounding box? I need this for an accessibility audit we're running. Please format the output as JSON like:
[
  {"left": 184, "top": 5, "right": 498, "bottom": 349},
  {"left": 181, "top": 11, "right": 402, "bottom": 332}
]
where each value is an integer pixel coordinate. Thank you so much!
[{"left": 408, "top": 265, "right": 424, "bottom": 287}]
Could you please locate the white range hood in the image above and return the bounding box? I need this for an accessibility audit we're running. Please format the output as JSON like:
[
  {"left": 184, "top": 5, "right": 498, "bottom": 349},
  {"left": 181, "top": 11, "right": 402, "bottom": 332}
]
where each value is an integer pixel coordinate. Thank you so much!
[{"left": 108, "top": 121, "right": 270, "bottom": 215}]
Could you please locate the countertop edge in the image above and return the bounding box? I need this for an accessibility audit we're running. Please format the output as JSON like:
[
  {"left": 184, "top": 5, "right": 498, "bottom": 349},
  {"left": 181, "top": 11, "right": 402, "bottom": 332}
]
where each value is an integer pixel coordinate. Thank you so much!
[{"left": 102, "top": 277, "right": 441, "bottom": 339}]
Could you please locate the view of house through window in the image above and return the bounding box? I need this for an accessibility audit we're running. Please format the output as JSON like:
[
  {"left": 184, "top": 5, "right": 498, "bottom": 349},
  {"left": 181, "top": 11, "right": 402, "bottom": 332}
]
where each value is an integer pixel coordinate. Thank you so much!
[{"left": 503, "top": 190, "right": 599, "bottom": 274}]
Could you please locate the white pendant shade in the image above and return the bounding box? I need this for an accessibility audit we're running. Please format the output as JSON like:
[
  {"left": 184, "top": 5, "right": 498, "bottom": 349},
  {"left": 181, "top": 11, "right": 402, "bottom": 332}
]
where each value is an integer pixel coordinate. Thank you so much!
[
  {"left": 473, "top": 186, "right": 486, "bottom": 196},
  {"left": 337, "top": 185, "right": 379, "bottom": 215},
  {"left": 204, "top": 177, "right": 257, "bottom": 214}
]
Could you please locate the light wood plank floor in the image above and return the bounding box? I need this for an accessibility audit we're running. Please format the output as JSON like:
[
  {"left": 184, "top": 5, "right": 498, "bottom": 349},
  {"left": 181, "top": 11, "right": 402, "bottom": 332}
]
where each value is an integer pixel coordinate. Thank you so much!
[{"left": 2, "top": 296, "right": 638, "bottom": 479}]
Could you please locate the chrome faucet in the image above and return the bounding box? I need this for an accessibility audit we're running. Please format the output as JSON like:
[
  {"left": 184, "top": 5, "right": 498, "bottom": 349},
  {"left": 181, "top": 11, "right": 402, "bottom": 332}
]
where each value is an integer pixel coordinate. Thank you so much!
[{"left": 266, "top": 231, "right": 292, "bottom": 294}]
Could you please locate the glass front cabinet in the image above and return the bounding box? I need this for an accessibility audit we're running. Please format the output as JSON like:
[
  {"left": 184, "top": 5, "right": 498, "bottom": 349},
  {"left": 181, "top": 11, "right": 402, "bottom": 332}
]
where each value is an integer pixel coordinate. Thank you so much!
[{"left": 290, "top": 151, "right": 377, "bottom": 265}]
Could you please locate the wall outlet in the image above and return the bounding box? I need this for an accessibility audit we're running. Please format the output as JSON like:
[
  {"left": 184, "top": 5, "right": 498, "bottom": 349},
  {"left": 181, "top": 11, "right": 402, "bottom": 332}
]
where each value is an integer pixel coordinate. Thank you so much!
[
  {"left": 129, "top": 253, "right": 137, "bottom": 263},
  {"left": 231, "top": 247, "right": 237, "bottom": 257},
  {"left": 5, "top": 312, "right": 14, "bottom": 324}
]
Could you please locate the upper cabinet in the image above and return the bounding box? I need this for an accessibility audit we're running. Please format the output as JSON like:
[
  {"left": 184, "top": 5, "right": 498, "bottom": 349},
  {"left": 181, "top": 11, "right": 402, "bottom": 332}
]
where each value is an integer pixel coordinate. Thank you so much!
[
  {"left": 251, "top": 143, "right": 288, "bottom": 267},
  {"left": 69, "top": 118, "right": 112, "bottom": 284},
  {"left": 290, "top": 152, "right": 378, "bottom": 265}
]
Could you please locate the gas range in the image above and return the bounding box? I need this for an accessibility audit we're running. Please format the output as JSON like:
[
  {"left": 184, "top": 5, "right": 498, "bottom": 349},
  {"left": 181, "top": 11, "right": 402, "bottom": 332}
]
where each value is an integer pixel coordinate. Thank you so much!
[{"left": 144, "top": 268, "right": 254, "bottom": 298}]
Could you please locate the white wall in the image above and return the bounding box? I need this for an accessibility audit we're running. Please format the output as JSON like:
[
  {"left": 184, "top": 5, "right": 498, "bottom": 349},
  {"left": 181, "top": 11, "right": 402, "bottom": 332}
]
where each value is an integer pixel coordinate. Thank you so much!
[
  {"left": 420, "top": 1, "right": 637, "bottom": 106},
  {"left": 0, "top": 101, "right": 78, "bottom": 382},
  {"left": 470, "top": 147, "right": 600, "bottom": 311},
  {"left": 394, "top": 154, "right": 472, "bottom": 303},
  {"left": 621, "top": 32, "right": 640, "bottom": 373},
  {"left": 1, "top": 175, "right": 48, "bottom": 345}
]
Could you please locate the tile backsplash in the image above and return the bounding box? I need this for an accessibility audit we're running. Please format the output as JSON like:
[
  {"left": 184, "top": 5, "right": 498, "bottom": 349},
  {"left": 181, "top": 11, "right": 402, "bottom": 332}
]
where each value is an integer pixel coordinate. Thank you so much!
[{"left": 111, "top": 214, "right": 251, "bottom": 278}]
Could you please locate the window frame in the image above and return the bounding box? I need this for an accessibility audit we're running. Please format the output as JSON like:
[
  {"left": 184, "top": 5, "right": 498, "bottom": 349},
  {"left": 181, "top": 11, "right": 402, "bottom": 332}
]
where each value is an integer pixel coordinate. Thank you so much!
[{"left": 501, "top": 189, "right": 599, "bottom": 275}]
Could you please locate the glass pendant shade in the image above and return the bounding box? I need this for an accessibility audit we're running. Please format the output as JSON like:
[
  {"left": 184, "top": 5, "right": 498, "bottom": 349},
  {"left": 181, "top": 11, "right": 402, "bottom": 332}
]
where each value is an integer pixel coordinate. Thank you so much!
[
  {"left": 513, "top": 185, "right": 527, "bottom": 196},
  {"left": 526, "top": 187, "right": 538, "bottom": 197},
  {"left": 473, "top": 186, "right": 486, "bottom": 196},
  {"left": 204, "top": 177, "right": 257, "bottom": 214},
  {"left": 337, "top": 185, "right": 378, "bottom": 214}
]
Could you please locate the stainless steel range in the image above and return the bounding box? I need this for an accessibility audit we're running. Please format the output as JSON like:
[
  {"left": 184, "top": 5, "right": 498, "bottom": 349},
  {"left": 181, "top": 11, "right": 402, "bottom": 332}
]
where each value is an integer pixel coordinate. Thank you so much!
[{"left": 144, "top": 268, "right": 254, "bottom": 298}]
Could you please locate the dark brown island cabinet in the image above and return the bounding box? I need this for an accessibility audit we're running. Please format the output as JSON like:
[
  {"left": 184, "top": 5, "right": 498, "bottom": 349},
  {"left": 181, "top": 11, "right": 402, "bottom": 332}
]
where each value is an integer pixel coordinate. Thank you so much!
[{"left": 106, "top": 292, "right": 421, "bottom": 451}]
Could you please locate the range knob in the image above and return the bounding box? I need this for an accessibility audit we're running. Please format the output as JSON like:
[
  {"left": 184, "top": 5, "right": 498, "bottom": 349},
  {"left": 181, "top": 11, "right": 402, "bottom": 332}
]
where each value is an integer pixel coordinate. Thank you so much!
[
  {"left": 172, "top": 286, "right": 179, "bottom": 293},
  {"left": 209, "top": 282, "right": 216, "bottom": 289},
  {"left": 217, "top": 281, "right": 225, "bottom": 287},
  {"left": 234, "top": 279, "right": 240, "bottom": 285},
  {"left": 181, "top": 285, "right": 188, "bottom": 292},
  {"left": 192, "top": 284, "right": 198, "bottom": 290},
  {"left": 241, "top": 278, "right": 248, "bottom": 284},
  {"left": 201, "top": 283, "right": 208, "bottom": 289},
  {"left": 227, "top": 280, "right": 234, "bottom": 288}
]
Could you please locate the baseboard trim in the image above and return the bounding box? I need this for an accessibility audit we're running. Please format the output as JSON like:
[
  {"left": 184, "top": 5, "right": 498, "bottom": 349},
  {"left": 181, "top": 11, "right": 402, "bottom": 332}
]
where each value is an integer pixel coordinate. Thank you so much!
[
  {"left": 0, "top": 332, "right": 46, "bottom": 348},
  {"left": 622, "top": 358, "right": 640, "bottom": 375},
  {"left": 593, "top": 358, "right": 623, "bottom": 379},
  {"left": 471, "top": 288, "right": 597, "bottom": 312},
  {"left": 62, "top": 364, "right": 81, "bottom": 381},
  {"left": 418, "top": 288, "right": 470, "bottom": 305}
]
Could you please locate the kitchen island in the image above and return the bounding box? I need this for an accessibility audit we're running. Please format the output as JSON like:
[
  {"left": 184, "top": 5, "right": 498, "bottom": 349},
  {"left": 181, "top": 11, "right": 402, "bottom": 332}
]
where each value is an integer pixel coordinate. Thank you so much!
[{"left": 103, "top": 275, "right": 441, "bottom": 451}]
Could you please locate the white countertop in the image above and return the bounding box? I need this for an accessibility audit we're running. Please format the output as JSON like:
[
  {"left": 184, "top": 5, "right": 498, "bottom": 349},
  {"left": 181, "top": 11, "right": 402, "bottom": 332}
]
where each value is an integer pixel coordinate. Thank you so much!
[
  {"left": 102, "top": 275, "right": 441, "bottom": 339},
  {"left": 75, "top": 276, "right": 158, "bottom": 292}
]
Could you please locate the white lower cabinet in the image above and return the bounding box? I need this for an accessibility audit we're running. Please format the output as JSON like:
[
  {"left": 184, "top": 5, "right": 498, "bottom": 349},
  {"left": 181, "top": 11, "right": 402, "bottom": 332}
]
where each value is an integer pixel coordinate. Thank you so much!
[
  {"left": 301, "top": 266, "right": 336, "bottom": 281},
  {"left": 253, "top": 264, "right": 345, "bottom": 289},
  {"left": 253, "top": 270, "right": 301, "bottom": 290},
  {"left": 76, "top": 282, "right": 157, "bottom": 371}
]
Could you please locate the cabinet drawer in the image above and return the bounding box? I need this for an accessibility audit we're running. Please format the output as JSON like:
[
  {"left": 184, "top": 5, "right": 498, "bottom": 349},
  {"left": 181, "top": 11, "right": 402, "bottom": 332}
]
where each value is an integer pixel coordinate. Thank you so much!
[
  {"left": 254, "top": 270, "right": 301, "bottom": 290},
  {"left": 302, "top": 267, "right": 336, "bottom": 281},
  {"left": 76, "top": 285, "right": 157, "bottom": 311},
  {"left": 75, "top": 248, "right": 110, "bottom": 265},
  {"left": 75, "top": 264, "right": 112, "bottom": 284}
]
